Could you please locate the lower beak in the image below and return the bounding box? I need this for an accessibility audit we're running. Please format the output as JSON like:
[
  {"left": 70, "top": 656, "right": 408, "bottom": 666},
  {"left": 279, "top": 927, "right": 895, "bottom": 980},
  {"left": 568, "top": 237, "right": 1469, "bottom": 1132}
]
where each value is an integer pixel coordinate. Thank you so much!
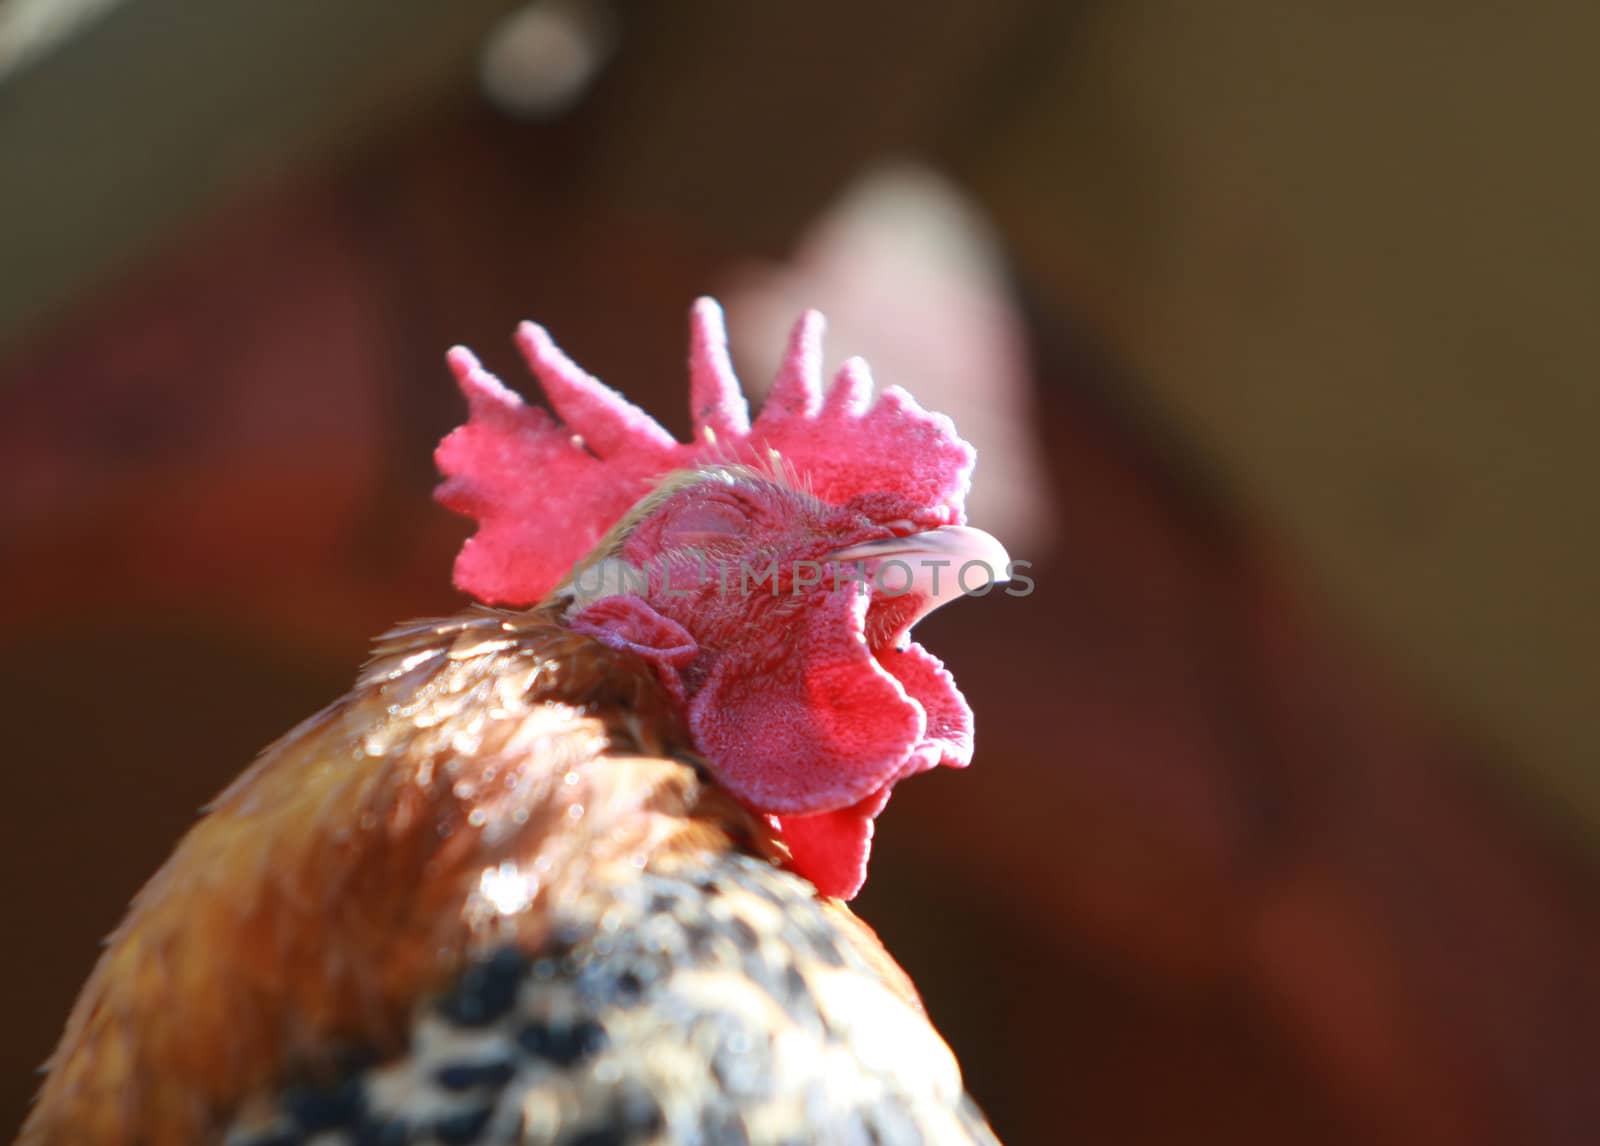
[{"left": 827, "top": 524, "right": 1012, "bottom": 609}]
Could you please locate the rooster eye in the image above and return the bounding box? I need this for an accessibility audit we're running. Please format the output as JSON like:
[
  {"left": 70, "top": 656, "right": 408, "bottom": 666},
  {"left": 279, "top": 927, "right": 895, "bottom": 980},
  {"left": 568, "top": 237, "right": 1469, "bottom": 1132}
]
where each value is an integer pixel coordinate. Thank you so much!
[{"left": 661, "top": 500, "right": 750, "bottom": 548}]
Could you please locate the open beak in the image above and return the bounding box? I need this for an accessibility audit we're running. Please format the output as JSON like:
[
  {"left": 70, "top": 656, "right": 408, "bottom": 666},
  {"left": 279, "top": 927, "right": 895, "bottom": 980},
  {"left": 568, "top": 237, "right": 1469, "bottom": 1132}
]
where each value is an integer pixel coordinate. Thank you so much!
[{"left": 827, "top": 524, "right": 1011, "bottom": 617}]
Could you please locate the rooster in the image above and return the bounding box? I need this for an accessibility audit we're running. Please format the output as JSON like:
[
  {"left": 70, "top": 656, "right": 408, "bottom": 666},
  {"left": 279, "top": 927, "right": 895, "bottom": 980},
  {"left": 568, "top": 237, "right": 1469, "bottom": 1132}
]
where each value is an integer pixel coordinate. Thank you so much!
[{"left": 19, "top": 300, "right": 1011, "bottom": 1146}]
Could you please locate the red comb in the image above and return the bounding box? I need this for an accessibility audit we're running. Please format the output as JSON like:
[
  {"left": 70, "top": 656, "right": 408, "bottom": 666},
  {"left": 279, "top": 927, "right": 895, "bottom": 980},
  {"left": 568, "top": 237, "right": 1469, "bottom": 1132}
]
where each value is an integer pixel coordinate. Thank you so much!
[{"left": 435, "top": 298, "right": 975, "bottom": 605}]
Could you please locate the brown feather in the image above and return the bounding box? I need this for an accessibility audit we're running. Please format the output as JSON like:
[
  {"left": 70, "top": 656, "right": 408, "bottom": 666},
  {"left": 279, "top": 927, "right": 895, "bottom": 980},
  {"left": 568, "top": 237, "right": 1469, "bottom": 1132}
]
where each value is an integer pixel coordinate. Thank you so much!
[{"left": 19, "top": 606, "right": 789, "bottom": 1146}]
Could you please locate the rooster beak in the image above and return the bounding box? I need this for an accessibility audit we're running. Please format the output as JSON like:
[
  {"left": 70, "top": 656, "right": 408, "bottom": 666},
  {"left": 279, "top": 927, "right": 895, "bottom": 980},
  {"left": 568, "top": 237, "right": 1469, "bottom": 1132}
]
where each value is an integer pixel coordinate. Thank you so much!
[{"left": 827, "top": 525, "right": 1012, "bottom": 610}]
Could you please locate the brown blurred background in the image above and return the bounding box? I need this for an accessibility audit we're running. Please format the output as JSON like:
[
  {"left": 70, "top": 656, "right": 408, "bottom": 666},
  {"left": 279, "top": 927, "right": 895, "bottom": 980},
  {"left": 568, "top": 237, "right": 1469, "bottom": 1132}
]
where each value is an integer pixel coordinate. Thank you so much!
[{"left": 2, "top": 2, "right": 1597, "bottom": 1143}]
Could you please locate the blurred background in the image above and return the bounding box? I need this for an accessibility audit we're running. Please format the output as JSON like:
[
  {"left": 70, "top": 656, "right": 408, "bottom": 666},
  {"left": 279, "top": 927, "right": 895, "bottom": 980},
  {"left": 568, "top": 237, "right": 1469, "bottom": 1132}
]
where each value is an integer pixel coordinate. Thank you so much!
[{"left": 2, "top": 1, "right": 1597, "bottom": 1143}]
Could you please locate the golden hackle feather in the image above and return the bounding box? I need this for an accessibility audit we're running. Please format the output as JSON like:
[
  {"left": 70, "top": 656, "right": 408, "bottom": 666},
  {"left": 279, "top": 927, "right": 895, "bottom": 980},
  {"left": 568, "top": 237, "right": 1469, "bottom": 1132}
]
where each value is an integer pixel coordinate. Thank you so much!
[{"left": 19, "top": 608, "right": 809, "bottom": 1146}]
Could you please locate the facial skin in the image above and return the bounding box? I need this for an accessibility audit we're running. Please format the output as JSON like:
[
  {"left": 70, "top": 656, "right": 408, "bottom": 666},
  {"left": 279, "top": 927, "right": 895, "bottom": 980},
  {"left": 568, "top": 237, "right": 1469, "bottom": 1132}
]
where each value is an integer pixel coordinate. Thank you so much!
[{"left": 560, "top": 466, "right": 1008, "bottom": 898}]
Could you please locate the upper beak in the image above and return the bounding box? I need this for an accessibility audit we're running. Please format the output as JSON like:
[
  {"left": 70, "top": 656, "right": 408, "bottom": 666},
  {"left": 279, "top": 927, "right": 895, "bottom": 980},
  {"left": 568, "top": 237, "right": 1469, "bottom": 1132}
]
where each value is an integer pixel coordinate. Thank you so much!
[{"left": 827, "top": 524, "right": 1012, "bottom": 608}]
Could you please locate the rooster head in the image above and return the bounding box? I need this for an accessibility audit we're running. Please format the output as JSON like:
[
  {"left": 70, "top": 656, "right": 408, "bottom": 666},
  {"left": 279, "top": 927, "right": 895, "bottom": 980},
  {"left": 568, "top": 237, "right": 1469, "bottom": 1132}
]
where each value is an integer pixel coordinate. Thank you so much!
[{"left": 436, "top": 299, "right": 1009, "bottom": 898}]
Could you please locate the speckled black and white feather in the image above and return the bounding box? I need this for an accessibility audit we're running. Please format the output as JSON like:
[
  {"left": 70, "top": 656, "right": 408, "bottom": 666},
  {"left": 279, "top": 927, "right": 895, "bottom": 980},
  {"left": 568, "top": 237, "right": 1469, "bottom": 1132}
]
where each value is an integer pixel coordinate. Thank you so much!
[{"left": 225, "top": 853, "right": 999, "bottom": 1146}]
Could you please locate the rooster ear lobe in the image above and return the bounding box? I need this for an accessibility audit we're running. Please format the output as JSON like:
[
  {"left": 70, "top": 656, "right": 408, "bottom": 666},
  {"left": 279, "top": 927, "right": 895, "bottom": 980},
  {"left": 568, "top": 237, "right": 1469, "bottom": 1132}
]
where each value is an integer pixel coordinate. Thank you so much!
[{"left": 569, "top": 596, "right": 699, "bottom": 701}]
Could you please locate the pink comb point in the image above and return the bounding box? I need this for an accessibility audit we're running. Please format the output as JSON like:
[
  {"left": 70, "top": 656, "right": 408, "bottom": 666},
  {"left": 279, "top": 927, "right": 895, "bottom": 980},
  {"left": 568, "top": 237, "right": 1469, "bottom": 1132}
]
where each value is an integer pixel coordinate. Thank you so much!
[
  {"left": 514, "top": 321, "right": 678, "bottom": 456},
  {"left": 759, "top": 308, "right": 825, "bottom": 421},
  {"left": 436, "top": 298, "right": 976, "bottom": 605},
  {"left": 688, "top": 298, "right": 751, "bottom": 441},
  {"left": 822, "top": 357, "right": 874, "bottom": 418}
]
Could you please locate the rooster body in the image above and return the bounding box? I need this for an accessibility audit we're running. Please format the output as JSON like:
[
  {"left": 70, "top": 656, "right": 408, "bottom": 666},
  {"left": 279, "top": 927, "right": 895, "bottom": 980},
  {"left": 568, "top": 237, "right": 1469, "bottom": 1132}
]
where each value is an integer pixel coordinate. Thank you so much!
[{"left": 19, "top": 303, "right": 1007, "bottom": 1145}]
